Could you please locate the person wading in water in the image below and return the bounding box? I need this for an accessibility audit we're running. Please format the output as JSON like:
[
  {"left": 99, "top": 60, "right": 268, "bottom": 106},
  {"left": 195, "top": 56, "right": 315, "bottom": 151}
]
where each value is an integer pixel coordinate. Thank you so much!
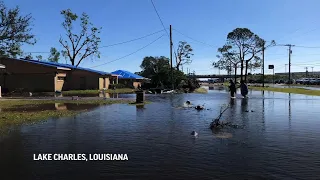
[
  {"left": 239, "top": 80, "right": 248, "bottom": 98},
  {"left": 229, "top": 80, "right": 236, "bottom": 98}
]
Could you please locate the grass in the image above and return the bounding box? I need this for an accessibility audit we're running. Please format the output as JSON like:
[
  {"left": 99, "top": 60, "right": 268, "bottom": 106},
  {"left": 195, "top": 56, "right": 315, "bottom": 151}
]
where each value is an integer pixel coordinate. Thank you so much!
[
  {"left": 194, "top": 87, "right": 208, "bottom": 93},
  {"left": 61, "top": 88, "right": 135, "bottom": 96},
  {"left": 0, "top": 99, "right": 149, "bottom": 135},
  {"left": 249, "top": 86, "right": 320, "bottom": 96}
]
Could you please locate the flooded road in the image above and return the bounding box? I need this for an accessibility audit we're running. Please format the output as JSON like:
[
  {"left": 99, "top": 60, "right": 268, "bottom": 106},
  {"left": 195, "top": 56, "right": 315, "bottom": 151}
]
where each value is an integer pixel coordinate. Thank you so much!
[{"left": 1, "top": 88, "right": 320, "bottom": 179}]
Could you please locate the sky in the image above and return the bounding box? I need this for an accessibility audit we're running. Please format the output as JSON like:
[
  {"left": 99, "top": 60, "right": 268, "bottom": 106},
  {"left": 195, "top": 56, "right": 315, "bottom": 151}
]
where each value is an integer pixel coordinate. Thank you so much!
[{"left": 4, "top": 0, "right": 320, "bottom": 75}]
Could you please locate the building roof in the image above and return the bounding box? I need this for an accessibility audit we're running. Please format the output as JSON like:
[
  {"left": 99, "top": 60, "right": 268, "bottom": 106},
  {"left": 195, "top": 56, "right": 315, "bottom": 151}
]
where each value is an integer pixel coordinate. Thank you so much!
[
  {"left": 17, "top": 59, "right": 111, "bottom": 75},
  {"left": 0, "top": 64, "right": 5, "bottom": 68},
  {"left": 111, "top": 70, "right": 145, "bottom": 79}
]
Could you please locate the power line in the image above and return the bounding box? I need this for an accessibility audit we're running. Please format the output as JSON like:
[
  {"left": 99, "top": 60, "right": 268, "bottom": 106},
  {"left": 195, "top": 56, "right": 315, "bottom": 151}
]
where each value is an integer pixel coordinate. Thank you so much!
[
  {"left": 89, "top": 34, "right": 165, "bottom": 68},
  {"left": 150, "top": 0, "right": 169, "bottom": 38},
  {"left": 99, "top": 29, "right": 165, "bottom": 48},
  {"left": 173, "top": 28, "right": 219, "bottom": 48},
  {"left": 23, "top": 30, "right": 166, "bottom": 54}
]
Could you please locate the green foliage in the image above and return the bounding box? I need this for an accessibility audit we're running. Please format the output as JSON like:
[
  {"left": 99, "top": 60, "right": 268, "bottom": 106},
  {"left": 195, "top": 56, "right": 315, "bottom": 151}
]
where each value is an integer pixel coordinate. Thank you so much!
[
  {"left": 48, "top": 47, "right": 60, "bottom": 62},
  {"left": 24, "top": 53, "right": 33, "bottom": 60},
  {"left": 215, "top": 28, "right": 275, "bottom": 81},
  {"left": 36, "top": 55, "right": 42, "bottom": 61},
  {"left": 59, "top": 9, "right": 101, "bottom": 67},
  {"left": 176, "top": 41, "right": 193, "bottom": 70},
  {"left": 0, "top": 1, "right": 36, "bottom": 58},
  {"left": 140, "top": 56, "right": 187, "bottom": 88}
]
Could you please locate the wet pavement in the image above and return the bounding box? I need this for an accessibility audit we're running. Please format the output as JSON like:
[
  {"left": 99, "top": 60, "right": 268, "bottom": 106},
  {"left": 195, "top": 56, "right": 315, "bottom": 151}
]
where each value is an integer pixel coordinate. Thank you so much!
[{"left": 0, "top": 88, "right": 320, "bottom": 179}]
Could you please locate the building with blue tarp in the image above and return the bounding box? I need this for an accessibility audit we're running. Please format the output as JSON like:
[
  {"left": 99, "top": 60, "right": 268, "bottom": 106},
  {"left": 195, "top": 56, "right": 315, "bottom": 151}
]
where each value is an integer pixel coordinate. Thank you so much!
[{"left": 111, "top": 70, "right": 147, "bottom": 89}]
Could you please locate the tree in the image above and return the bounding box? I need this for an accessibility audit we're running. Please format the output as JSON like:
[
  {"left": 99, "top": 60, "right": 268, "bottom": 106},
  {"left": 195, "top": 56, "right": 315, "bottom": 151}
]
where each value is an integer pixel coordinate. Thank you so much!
[
  {"left": 223, "top": 28, "right": 268, "bottom": 81},
  {"left": 140, "top": 56, "right": 187, "bottom": 88},
  {"left": 213, "top": 45, "right": 241, "bottom": 82},
  {"left": 24, "top": 53, "right": 33, "bottom": 60},
  {"left": 176, "top": 41, "right": 193, "bottom": 70},
  {"left": 48, "top": 47, "right": 60, "bottom": 62},
  {"left": 59, "top": 9, "right": 101, "bottom": 67},
  {"left": 36, "top": 55, "right": 42, "bottom": 61},
  {"left": 0, "top": 1, "right": 36, "bottom": 58}
]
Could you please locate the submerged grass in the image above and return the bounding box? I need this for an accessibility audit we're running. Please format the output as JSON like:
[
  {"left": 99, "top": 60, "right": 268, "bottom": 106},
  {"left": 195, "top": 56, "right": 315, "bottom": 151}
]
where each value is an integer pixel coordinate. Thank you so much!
[
  {"left": 61, "top": 88, "right": 135, "bottom": 96},
  {"left": 194, "top": 88, "right": 208, "bottom": 93},
  {"left": 0, "top": 99, "right": 149, "bottom": 135},
  {"left": 249, "top": 86, "right": 320, "bottom": 96}
]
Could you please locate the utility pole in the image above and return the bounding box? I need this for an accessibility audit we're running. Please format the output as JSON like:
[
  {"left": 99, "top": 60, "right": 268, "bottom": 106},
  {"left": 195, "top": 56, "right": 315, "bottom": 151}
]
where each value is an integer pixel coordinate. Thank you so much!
[
  {"left": 304, "top": 67, "right": 308, "bottom": 77},
  {"left": 262, "top": 42, "right": 265, "bottom": 87},
  {"left": 284, "top": 44, "right": 295, "bottom": 84},
  {"left": 311, "top": 67, "right": 314, "bottom": 77},
  {"left": 170, "top": 25, "right": 173, "bottom": 90}
]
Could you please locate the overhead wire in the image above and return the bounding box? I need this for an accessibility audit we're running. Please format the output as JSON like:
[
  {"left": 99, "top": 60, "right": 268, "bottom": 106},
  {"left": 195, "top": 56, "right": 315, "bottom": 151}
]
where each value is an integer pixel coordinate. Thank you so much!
[
  {"left": 89, "top": 34, "right": 165, "bottom": 68},
  {"left": 172, "top": 28, "right": 219, "bottom": 48}
]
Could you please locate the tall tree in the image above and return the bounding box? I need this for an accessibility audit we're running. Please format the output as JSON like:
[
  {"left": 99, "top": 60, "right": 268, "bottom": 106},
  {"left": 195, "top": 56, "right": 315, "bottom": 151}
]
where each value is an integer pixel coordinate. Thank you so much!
[
  {"left": 224, "top": 28, "right": 266, "bottom": 81},
  {"left": 48, "top": 47, "right": 60, "bottom": 62},
  {"left": 59, "top": 9, "right": 101, "bottom": 67},
  {"left": 0, "top": 1, "right": 36, "bottom": 57},
  {"left": 36, "top": 55, "right": 42, "bottom": 61},
  {"left": 176, "top": 41, "right": 193, "bottom": 70},
  {"left": 213, "top": 45, "right": 241, "bottom": 82}
]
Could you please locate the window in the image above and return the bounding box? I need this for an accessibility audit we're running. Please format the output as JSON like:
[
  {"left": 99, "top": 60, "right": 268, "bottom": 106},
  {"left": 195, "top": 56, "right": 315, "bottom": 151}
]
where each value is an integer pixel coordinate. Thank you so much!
[{"left": 57, "top": 76, "right": 66, "bottom": 81}]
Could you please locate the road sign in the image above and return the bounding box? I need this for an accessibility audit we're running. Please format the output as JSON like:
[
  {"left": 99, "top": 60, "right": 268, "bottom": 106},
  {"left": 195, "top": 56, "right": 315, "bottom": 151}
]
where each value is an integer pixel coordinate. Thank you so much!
[{"left": 269, "top": 65, "right": 274, "bottom": 69}]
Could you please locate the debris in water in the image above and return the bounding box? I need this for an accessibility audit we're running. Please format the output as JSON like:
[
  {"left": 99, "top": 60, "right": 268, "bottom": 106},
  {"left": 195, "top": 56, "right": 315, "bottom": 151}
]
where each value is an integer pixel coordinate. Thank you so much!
[
  {"left": 195, "top": 105, "right": 205, "bottom": 110},
  {"left": 245, "top": 110, "right": 249, "bottom": 112},
  {"left": 191, "top": 131, "right": 198, "bottom": 136},
  {"left": 251, "top": 110, "right": 254, "bottom": 112}
]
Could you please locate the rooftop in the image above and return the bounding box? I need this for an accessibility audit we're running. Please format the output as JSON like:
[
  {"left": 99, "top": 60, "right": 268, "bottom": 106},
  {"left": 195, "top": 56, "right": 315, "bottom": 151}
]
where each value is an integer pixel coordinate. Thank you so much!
[
  {"left": 17, "top": 59, "right": 111, "bottom": 75},
  {"left": 111, "top": 70, "right": 145, "bottom": 79}
]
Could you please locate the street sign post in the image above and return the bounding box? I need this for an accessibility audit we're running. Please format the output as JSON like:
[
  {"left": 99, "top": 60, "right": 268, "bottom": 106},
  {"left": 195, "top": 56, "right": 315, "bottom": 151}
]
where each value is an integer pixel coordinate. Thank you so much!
[{"left": 269, "top": 65, "right": 275, "bottom": 84}]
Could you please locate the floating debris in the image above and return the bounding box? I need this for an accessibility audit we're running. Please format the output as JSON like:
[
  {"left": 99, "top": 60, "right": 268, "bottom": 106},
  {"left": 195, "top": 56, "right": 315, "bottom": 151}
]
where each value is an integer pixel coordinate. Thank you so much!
[
  {"left": 195, "top": 105, "right": 205, "bottom": 110},
  {"left": 191, "top": 131, "right": 198, "bottom": 136}
]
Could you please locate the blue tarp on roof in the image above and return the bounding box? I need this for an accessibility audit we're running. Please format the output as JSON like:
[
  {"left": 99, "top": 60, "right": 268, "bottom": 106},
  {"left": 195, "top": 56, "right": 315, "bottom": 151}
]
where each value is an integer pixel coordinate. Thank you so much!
[
  {"left": 111, "top": 70, "right": 145, "bottom": 79},
  {"left": 18, "top": 59, "right": 110, "bottom": 75}
]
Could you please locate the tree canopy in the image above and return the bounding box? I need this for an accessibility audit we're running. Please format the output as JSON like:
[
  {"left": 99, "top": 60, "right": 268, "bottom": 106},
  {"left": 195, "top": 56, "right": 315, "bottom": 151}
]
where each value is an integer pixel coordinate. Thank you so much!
[
  {"left": 176, "top": 41, "right": 193, "bottom": 70},
  {"left": 139, "top": 56, "right": 186, "bottom": 88},
  {"left": 214, "top": 28, "right": 275, "bottom": 81},
  {"left": 59, "top": 9, "right": 101, "bottom": 67},
  {"left": 48, "top": 47, "right": 60, "bottom": 62},
  {"left": 0, "top": 1, "right": 36, "bottom": 57}
]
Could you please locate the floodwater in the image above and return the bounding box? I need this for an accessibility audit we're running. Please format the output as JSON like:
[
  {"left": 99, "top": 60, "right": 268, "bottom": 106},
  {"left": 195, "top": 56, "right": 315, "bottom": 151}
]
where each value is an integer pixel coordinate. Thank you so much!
[{"left": 1, "top": 88, "right": 320, "bottom": 179}]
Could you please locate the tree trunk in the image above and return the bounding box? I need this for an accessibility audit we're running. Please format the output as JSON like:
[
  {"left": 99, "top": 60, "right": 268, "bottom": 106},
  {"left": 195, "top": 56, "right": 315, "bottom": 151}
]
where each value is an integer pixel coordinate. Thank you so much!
[
  {"left": 245, "top": 60, "right": 249, "bottom": 82},
  {"left": 234, "top": 65, "right": 237, "bottom": 83},
  {"left": 240, "top": 60, "right": 244, "bottom": 81}
]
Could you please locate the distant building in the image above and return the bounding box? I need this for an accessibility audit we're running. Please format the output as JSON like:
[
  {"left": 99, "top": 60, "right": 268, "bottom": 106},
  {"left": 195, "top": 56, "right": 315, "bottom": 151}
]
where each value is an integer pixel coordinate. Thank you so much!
[
  {"left": 0, "top": 57, "right": 117, "bottom": 92},
  {"left": 111, "top": 70, "right": 148, "bottom": 89}
]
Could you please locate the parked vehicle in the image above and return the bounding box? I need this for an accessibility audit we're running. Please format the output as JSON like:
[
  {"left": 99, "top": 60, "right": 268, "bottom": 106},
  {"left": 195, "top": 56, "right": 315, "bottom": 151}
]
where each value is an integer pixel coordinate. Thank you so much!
[
  {"left": 297, "top": 78, "right": 309, "bottom": 84},
  {"left": 309, "top": 78, "right": 318, "bottom": 85}
]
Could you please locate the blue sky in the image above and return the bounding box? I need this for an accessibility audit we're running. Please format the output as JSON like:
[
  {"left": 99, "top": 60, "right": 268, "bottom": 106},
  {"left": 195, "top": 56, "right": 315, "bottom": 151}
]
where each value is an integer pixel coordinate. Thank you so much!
[{"left": 5, "top": 0, "right": 320, "bottom": 75}]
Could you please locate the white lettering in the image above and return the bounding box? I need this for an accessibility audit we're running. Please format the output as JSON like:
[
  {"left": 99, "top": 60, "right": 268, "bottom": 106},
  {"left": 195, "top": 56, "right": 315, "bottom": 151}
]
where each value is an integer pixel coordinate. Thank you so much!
[
  {"left": 33, "top": 154, "right": 52, "bottom": 161},
  {"left": 88, "top": 154, "right": 128, "bottom": 161}
]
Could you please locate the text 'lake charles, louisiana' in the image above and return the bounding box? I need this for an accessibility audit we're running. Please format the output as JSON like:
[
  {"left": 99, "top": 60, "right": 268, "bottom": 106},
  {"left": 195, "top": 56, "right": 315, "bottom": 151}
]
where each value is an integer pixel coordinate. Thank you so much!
[{"left": 33, "top": 154, "right": 129, "bottom": 161}]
